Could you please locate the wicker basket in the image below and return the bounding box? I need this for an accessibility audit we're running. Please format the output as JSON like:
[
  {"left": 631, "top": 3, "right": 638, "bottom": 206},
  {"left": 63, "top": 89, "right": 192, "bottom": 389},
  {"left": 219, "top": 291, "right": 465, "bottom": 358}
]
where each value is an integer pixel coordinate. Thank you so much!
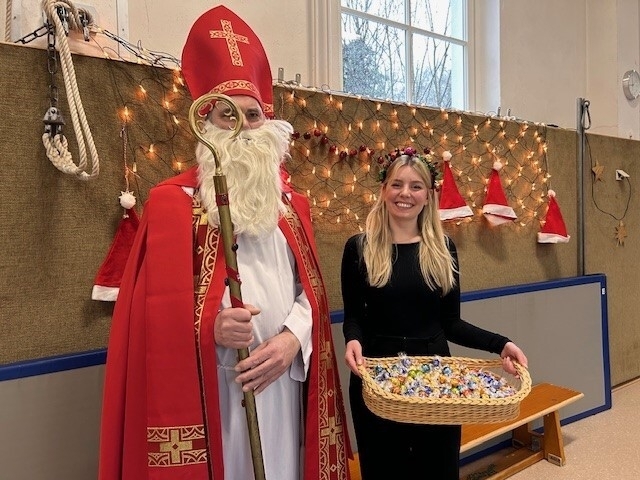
[{"left": 358, "top": 355, "right": 531, "bottom": 425}]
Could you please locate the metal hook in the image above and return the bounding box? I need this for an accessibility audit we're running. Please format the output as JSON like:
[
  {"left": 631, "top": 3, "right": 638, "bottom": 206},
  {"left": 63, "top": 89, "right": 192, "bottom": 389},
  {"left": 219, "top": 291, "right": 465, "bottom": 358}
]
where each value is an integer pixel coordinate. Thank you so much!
[
  {"left": 55, "top": 6, "right": 70, "bottom": 36},
  {"left": 581, "top": 100, "right": 591, "bottom": 130},
  {"left": 43, "top": 106, "right": 66, "bottom": 137},
  {"left": 79, "top": 9, "right": 92, "bottom": 41}
]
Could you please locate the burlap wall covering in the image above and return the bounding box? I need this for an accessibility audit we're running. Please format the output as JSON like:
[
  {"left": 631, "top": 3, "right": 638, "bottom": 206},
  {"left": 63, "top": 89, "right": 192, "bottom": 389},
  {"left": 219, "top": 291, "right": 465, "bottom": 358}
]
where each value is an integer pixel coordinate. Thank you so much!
[
  {"left": 1, "top": 42, "right": 639, "bottom": 385},
  {"left": 0, "top": 43, "right": 192, "bottom": 365}
]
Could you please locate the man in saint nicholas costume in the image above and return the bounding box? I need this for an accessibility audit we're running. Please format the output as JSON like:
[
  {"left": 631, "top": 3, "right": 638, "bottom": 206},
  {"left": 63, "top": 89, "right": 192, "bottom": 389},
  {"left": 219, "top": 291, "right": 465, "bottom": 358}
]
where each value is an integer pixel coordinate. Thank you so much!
[{"left": 98, "top": 6, "right": 351, "bottom": 480}]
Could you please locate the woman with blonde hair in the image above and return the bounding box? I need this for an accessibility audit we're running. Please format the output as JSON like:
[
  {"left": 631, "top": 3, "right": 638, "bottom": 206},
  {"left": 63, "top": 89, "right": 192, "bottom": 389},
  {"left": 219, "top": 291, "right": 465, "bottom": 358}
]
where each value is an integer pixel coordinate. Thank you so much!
[{"left": 341, "top": 148, "right": 527, "bottom": 479}]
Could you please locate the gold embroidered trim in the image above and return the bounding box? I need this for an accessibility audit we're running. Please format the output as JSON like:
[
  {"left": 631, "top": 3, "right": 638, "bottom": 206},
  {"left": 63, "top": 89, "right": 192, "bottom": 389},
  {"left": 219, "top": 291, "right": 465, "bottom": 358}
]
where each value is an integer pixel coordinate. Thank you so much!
[
  {"left": 193, "top": 203, "right": 208, "bottom": 226},
  {"left": 193, "top": 193, "right": 220, "bottom": 336},
  {"left": 207, "top": 82, "right": 274, "bottom": 116},
  {"left": 209, "top": 19, "right": 249, "bottom": 66},
  {"left": 147, "top": 425, "right": 207, "bottom": 467},
  {"left": 320, "top": 415, "right": 343, "bottom": 446},
  {"left": 212, "top": 80, "right": 261, "bottom": 99},
  {"left": 262, "top": 103, "right": 274, "bottom": 116},
  {"left": 280, "top": 200, "right": 348, "bottom": 478}
]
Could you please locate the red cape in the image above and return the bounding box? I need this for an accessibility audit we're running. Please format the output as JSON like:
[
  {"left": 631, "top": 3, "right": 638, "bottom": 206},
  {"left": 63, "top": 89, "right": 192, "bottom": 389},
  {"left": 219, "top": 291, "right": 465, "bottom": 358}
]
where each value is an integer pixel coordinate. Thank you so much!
[{"left": 99, "top": 167, "right": 351, "bottom": 479}]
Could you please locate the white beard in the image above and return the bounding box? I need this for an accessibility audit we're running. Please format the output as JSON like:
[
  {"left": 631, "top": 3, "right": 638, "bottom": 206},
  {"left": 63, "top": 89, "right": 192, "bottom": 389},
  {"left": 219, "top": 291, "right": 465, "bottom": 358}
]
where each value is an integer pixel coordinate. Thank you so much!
[{"left": 196, "top": 119, "right": 294, "bottom": 237}]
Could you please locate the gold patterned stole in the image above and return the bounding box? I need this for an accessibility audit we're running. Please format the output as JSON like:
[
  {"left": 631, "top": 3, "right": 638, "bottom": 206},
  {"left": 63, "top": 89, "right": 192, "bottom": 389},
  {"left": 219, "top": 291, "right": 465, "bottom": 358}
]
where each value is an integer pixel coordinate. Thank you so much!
[
  {"left": 278, "top": 196, "right": 350, "bottom": 480},
  {"left": 192, "top": 192, "right": 221, "bottom": 333}
]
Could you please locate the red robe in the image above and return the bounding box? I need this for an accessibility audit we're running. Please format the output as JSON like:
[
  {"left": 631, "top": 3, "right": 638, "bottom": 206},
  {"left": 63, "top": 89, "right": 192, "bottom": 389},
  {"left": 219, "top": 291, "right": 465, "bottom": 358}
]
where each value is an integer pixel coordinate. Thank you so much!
[{"left": 99, "top": 167, "right": 351, "bottom": 479}]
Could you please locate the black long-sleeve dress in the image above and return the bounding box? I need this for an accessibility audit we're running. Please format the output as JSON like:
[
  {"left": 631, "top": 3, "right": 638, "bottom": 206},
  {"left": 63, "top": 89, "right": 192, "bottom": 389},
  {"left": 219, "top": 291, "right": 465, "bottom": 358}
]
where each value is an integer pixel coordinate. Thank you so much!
[{"left": 341, "top": 234, "right": 510, "bottom": 480}]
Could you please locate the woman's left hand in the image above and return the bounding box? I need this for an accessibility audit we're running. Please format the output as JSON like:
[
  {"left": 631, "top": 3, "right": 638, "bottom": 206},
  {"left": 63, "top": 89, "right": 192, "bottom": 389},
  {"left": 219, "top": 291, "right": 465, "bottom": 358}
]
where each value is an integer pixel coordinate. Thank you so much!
[{"left": 500, "top": 341, "right": 528, "bottom": 376}]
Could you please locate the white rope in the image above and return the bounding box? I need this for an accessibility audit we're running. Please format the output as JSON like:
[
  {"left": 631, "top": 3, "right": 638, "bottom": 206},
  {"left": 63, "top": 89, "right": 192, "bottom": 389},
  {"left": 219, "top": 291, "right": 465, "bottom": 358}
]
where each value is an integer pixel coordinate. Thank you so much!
[
  {"left": 5, "top": 0, "right": 12, "bottom": 41},
  {"left": 42, "top": 133, "right": 91, "bottom": 178},
  {"left": 41, "top": 0, "right": 100, "bottom": 180}
]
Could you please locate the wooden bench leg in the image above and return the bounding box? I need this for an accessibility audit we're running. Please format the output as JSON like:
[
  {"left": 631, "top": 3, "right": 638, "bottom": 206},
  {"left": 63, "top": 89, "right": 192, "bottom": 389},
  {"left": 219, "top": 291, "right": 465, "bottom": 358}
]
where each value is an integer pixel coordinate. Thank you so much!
[
  {"left": 510, "top": 413, "right": 566, "bottom": 466},
  {"left": 543, "top": 411, "right": 565, "bottom": 466},
  {"left": 460, "top": 416, "right": 566, "bottom": 480},
  {"left": 459, "top": 384, "right": 582, "bottom": 479},
  {"left": 459, "top": 449, "right": 544, "bottom": 480},
  {"left": 511, "top": 423, "right": 533, "bottom": 449}
]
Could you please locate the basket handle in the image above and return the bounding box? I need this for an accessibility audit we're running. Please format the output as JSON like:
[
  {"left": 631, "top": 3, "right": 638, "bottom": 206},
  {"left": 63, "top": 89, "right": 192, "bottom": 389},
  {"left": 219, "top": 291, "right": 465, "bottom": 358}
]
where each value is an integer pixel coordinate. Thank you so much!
[{"left": 513, "top": 361, "right": 532, "bottom": 394}]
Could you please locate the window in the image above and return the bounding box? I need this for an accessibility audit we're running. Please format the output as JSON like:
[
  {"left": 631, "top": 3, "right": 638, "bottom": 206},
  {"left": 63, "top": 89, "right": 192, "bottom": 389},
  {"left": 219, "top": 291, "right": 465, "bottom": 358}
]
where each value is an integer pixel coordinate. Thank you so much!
[{"left": 341, "top": 0, "right": 468, "bottom": 109}]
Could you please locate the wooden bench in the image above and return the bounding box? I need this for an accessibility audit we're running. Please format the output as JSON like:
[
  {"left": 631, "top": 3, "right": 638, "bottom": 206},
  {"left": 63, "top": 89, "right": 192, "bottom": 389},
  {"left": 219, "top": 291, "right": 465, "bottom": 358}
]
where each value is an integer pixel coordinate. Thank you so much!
[{"left": 459, "top": 383, "right": 584, "bottom": 480}]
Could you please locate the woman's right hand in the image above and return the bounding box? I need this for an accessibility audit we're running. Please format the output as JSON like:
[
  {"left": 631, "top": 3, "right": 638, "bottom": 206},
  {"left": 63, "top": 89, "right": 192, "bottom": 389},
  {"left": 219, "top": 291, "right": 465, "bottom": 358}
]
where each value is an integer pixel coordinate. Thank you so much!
[{"left": 345, "top": 340, "right": 364, "bottom": 376}]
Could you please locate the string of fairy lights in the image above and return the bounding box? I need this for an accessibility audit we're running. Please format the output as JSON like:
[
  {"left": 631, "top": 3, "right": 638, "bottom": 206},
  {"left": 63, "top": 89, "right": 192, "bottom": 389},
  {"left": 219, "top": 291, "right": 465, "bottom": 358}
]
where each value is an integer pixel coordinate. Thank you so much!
[
  {"left": 113, "top": 74, "right": 552, "bottom": 234},
  {"left": 45, "top": 23, "right": 552, "bottom": 235},
  {"left": 119, "top": 66, "right": 192, "bottom": 164},
  {"left": 107, "top": 62, "right": 195, "bottom": 203},
  {"left": 275, "top": 85, "right": 550, "bottom": 232}
]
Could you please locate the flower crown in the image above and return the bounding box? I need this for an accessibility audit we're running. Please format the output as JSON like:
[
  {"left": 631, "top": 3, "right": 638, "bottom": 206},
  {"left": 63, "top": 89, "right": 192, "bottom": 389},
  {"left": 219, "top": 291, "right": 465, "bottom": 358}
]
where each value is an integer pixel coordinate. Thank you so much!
[{"left": 376, "top": 146, "right": 441, "bottom": 188}]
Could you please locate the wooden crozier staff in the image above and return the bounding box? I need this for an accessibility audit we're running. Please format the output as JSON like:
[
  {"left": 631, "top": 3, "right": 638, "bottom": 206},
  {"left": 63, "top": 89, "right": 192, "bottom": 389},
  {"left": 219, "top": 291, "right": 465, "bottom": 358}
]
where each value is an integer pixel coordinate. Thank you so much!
[{"left": 188, "top": 93, "right": 266, "bottom": 480}]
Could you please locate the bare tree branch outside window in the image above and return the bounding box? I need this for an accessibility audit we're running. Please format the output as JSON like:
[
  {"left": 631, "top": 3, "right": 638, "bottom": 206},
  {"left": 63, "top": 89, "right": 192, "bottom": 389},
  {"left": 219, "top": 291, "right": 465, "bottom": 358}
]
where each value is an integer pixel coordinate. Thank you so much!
[{"left": 341, "top": 0, "right": 465, "bottom": 109}]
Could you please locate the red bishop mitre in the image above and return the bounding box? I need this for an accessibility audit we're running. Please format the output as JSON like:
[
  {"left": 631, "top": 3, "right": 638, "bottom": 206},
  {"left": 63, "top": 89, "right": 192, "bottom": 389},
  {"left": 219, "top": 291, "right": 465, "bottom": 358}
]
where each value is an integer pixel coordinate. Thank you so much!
[{"left": 181, "top": 5, "right": 275, "bottom": 118}]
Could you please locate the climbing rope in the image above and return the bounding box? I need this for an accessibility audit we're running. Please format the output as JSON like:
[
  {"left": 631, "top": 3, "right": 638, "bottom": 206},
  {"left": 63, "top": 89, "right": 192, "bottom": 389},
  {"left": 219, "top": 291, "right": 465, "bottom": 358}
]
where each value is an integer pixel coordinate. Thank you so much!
[
  {"left": 5, "top": 0, "right": 12, "bottom": 41},
  {"left": 41, "top": 0, "right": 100, "bottom": 180}
]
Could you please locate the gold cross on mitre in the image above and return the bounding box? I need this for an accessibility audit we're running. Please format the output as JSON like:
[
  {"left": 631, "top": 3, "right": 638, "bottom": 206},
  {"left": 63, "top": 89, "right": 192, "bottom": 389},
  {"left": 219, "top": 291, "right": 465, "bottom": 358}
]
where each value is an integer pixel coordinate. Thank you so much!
[{"left": 209, "top": 19, "right": 249, "bottom": 66}]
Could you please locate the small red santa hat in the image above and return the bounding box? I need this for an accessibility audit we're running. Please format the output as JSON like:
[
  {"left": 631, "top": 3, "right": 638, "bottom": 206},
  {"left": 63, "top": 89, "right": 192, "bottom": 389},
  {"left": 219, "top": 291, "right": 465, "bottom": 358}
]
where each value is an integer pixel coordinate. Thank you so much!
[
  {"left": 537, "top": 190, "right": 570, "bottom": 243},
  {"left": 91, "top": 192, "right": 139, "bottom": 301},
  {"left": 482, "top": 160, "right": 517, "bottom": 226},
  {"left": 181, "top": 5, "right": 275, "bottom": 118},
  {"left": 438, "top": 150, "right": 474, "bottom": 221}
]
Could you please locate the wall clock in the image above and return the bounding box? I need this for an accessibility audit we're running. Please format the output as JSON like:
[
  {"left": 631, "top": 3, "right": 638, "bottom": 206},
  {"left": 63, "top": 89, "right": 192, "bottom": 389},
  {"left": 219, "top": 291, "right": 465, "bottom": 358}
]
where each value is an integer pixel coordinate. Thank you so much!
[{"left": 622, "top": 70, "right": 640, "bottom": 100}]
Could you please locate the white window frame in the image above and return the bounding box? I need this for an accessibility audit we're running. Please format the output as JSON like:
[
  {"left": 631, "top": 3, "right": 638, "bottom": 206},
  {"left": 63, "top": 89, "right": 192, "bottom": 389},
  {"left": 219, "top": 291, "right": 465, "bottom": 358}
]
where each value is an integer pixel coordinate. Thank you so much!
[
  {"left": 323, "top": 0, "right": 473, "bottom": 110},
  {"left": 310, "top": 0, "right": 344, "bottom": 90}
]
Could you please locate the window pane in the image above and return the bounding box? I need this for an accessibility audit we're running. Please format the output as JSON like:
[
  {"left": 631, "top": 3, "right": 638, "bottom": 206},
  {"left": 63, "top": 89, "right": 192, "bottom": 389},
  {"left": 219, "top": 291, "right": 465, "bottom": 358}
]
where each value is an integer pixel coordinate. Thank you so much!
[
  {"left": 341, "top": 0, "right": 405, "bottom": 24},
  {"left": 412, "top": 34, "right": 464, "bottom": 109},
  {"left": 411, "top": 0, "right": 465, "bottom": 40},
  {"left": 342, "top": 13, "right": 407, "bottom": 102}
]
